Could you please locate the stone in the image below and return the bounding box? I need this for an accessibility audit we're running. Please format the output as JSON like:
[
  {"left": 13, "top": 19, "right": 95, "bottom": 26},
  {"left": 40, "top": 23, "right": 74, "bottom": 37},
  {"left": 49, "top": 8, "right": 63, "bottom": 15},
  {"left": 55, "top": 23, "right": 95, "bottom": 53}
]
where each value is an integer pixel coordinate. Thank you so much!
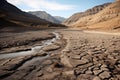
[
  {"left": 85, "top": 70, "right": 93, "bottom": 74},
  {"left": 70, "top": 59, "right": 88, "bottom": 67},
  {"left": 60, "top": 54, "right": 73, "bottom": 67},
  {"left": 93, "top": 76, "right": 101, "bottom": 80},
  {"left": 93, "top": 70, "right": 103, "bottom": 75},
  {"left": 99, "top": 71, "right": 111, "bottom": 79}
]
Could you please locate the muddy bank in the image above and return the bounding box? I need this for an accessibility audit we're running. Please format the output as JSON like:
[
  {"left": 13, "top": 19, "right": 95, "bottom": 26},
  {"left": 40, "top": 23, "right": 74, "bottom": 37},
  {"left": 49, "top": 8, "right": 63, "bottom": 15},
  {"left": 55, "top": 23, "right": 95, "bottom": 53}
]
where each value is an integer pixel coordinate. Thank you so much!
[
  {"left": 0, "top": 32, "right": 61, "bottom": 59},
  {"left": 0, "top": 31, "right": 55, "bottom": 54}
]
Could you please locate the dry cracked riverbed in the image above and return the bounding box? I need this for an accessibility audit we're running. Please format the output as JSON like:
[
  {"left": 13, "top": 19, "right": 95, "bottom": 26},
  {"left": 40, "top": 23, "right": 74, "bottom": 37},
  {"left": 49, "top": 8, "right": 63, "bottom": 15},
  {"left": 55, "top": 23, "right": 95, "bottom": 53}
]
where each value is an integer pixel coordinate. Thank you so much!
[{"left": 0, "top": 29, "right": 120, "bottom": 80}]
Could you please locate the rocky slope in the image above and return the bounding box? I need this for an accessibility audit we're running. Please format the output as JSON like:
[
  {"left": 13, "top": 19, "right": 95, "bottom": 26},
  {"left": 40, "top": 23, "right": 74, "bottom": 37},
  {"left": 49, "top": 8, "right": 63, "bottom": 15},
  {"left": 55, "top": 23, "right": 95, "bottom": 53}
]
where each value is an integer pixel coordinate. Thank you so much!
[
  {"left": 63, "top": 0, "right": 120, "bottom": 31},
  {"left": 74, "top": 0, "right": 120, "bottom": 30},
  {"left": 29, "top": 11, "right": 61, "bottom": 24},
  {"left": 0, "top": 0, "right": 65, "bottom": 30},
  {"left": 63, "top": 3, "right": 111, "bottom": 26}
]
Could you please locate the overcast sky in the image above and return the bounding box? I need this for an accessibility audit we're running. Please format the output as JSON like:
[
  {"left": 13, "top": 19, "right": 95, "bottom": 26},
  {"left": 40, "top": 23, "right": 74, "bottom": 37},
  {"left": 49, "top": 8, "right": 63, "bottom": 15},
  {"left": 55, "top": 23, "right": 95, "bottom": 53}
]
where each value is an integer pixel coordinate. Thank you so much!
[{"left": 7, "top": 0, "right": 115, "bottom": 18}]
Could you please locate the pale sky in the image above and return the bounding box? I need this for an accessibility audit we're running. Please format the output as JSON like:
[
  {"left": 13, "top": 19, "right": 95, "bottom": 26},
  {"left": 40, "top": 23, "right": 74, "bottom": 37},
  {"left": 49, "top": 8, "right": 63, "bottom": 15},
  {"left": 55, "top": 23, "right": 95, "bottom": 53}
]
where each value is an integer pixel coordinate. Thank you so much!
[{"left": 7, "top": 0, "right": 115, "bottom": 18}]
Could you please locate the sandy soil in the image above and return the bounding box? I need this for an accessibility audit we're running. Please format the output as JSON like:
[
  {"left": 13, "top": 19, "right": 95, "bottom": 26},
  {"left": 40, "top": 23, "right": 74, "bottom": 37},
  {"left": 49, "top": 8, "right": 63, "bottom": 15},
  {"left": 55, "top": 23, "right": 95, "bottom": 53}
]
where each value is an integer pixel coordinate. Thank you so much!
[{"left": 0, "top": 29, "right": 120, "bottom": 80}]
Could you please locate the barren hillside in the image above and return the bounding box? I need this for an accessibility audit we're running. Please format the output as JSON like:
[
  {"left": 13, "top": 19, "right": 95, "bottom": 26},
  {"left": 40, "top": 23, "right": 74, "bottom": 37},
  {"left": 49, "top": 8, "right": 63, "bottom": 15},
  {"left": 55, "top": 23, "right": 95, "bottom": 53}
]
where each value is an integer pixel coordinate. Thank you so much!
[
  {"left": 74, "top": 0, "right": 120, "bottom": 30},
  {"left": 0, "top": 0, "right": 65, "bottom": 32},
  {"left": 63, "top": 3, "right": 111, "bottom": 26}
]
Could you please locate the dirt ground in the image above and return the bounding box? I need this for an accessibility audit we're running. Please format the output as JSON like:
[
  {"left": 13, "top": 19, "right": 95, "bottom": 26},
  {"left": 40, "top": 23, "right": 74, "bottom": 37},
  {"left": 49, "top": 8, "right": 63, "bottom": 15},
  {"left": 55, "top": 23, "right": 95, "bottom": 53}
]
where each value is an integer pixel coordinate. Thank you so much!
[{"left": 0, "top": 29, "right": 120, "bottom": 80}]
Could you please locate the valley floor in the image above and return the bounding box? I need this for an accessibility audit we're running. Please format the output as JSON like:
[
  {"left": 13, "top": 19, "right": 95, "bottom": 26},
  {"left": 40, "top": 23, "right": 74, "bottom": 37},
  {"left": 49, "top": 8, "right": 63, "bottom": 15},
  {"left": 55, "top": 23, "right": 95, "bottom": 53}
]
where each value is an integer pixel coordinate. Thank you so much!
[{"left": 0, "top": 29, "right": 120, "bottom": 80}]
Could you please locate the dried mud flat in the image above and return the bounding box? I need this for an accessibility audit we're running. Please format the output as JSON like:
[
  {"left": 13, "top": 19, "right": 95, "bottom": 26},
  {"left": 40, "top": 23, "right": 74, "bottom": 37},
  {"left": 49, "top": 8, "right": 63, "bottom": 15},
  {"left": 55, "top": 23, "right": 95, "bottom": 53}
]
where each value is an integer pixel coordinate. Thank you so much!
[
  {"left": 0, "top": 29, "right": 120, "bottom": 80},
  {"left": 60, "top": 30, "right": 120, "bottom": 80}
]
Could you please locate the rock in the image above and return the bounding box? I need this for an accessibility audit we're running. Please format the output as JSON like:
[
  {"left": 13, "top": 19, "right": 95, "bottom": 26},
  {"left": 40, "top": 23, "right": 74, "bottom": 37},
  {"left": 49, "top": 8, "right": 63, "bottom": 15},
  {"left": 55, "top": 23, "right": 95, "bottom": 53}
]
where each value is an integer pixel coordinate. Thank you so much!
[
  {"left": 99, "top": 71, "right": 111, "bottom": 79},
  {"left": 70, "top": 58, "right": 89, "bottom": 67},
  {"left": 85, "top": 70, "right": 93, "bottom": 74},
  {"left": 42, "top": 44, "right": 60, "bottom": 51},
  {"left": 60, "top": 54, "right": 73, "bottom": 67},
  {"left": 93, "top": 70, "right": 103, "bottom": 75},
  {"left": 93, "top": 76, "right": 101, "bottom": 80}
]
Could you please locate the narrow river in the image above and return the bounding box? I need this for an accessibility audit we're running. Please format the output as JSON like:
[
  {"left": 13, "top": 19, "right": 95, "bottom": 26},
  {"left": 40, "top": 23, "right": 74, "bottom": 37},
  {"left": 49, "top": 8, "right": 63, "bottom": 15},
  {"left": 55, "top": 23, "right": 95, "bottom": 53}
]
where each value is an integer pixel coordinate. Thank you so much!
[{"left": 0, "top": 32, "right": 60, "bottom": 59}]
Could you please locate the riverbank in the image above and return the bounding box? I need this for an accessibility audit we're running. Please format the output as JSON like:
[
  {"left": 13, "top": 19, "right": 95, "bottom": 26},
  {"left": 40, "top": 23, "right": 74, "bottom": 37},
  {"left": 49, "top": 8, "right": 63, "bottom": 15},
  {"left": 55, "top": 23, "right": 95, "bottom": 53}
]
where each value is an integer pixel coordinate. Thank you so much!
[
  {"left": 0, "top": 31, "right": 55, "bottom": 54},
  {"left": 0, "top": 29, "right": 66, "bottom": 80}
]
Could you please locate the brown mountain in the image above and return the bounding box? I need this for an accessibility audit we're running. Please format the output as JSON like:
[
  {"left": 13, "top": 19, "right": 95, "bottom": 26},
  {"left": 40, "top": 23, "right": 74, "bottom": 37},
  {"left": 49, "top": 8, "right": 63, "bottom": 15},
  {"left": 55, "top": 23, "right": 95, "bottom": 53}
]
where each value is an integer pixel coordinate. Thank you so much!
[
  {"left": 0, "top": 0, "right": 65, "bottom": 31},
  {"left": 73, "top": 0, "right": 120, "bottom": 30},
  {"left": 63, "top": 0, "right": 120, "bottom": 31},
  {"left": 63, "top": 3, "right": 111, "bottom": 26}
]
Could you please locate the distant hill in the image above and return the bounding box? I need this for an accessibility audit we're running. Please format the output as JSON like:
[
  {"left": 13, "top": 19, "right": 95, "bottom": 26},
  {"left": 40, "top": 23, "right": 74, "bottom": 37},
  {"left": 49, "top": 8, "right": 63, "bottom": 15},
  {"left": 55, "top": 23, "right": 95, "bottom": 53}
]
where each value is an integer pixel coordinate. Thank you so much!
[
  {"left": 54, "top": 16, "right": 66, "bottom": 23},
  {"left": 29, "top": 11, "right": 61, "bottom": 24},
  {"left": 0, "top": 0, "right": 65, "bottom": 32},
  {"left": 29, "top": 11, "right": 66, "bottom": 23}
]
